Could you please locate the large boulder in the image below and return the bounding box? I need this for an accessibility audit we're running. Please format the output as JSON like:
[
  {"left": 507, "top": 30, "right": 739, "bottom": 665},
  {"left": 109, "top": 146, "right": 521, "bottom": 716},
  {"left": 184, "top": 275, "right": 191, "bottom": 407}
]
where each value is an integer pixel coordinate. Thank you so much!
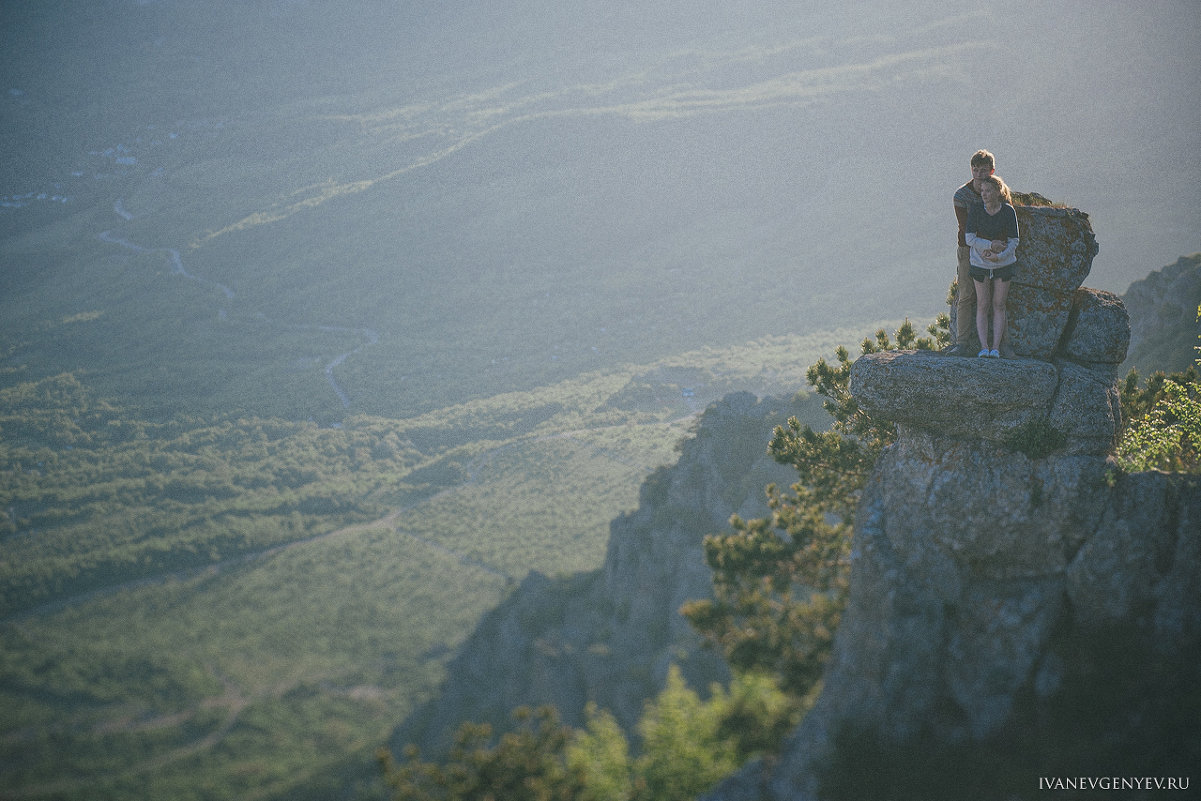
[
  {"left": 848, "top": 350, "right": 1122, "bottom": 454},
  {"left": 847, "top": 351, "right": 1058, "bottom": 442},
  {"left": 1060, "top": 287, "right": 1131, "bottom": 365},
  {"left": 1006, "top": 206, "right": 1099, "bottom": 358}
]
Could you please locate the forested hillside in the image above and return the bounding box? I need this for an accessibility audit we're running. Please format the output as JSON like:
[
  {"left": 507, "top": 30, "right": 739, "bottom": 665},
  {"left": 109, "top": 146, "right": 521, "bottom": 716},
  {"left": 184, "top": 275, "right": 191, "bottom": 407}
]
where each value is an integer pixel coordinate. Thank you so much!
[{"left": 0, "top": 333, "right": 847, "bottom": 800}]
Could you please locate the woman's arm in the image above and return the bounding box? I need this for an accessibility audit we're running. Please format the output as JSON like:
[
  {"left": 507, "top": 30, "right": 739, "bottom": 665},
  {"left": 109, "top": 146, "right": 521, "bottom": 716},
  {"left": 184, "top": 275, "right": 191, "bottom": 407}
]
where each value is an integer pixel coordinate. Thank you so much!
[
  {"left": 992, "top": 206, "right": 1019, "bottom": 261},
  {"left": 993, "top": 237, "right": 1018, "bottom": 261},
  {"left": 965, "top": 231, "right": 1002, "bottom": 262},
  {"left": 963, "top": 204, "right": 987, "bottom": 254},
  {"left": 964, "top": 230, "right": 991, "bottom": 254}
]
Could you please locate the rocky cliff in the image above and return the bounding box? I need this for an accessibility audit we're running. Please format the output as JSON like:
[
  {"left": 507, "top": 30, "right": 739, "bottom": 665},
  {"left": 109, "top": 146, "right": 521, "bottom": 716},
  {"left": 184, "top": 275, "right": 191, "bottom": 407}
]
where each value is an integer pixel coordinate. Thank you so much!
[
  {"left": 387, "top": 206, "right": 1200, "bottom": 797},
  {"left": 707, "top": 209, "right": 1201, "bottom": 800},
  {"left": 1122, "top": 253, "right": 1201, "bottom": 374},
  {"left": 390, "top": 392, "right": 819, "bottom": 755}
]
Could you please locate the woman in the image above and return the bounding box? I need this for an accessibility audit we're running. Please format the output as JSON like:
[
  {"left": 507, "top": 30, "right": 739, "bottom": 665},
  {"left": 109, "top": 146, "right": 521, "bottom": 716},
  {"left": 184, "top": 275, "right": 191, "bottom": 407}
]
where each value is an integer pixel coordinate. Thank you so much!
[{"left": 964, "top": 174, "right": 1019, "bottom": 358}]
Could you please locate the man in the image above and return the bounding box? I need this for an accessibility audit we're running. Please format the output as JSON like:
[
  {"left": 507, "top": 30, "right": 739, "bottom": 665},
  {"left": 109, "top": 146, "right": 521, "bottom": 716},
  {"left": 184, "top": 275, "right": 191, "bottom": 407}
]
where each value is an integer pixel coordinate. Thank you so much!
[{"left": 948, "top": 150, "right": 995, "bottom": 355}]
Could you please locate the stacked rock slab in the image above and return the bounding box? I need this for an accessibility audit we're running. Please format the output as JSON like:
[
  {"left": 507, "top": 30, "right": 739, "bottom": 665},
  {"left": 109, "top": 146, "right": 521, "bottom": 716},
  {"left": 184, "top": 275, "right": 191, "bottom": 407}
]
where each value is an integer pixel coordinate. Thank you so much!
[
  {"left": 703, "top": 209, "right": 1200, "bottom": 801},
  {"left": 1006, "top": 206, "right": 1099, "bottom": 358}
]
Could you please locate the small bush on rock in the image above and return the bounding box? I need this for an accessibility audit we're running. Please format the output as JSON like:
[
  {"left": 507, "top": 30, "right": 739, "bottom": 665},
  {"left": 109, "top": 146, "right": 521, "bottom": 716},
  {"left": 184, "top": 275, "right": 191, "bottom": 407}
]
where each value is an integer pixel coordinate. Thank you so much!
[{"left": 1004, "top": 418, "right": 1068, "bottom": 459}]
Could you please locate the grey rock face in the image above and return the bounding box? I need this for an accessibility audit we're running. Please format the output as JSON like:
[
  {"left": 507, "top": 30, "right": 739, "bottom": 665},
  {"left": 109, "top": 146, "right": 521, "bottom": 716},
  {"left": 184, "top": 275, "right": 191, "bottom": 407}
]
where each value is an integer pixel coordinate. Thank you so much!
[
  {"left": 704, "top": 214, "right": 1201, "bottom": 801},
  {"left": 1006, "top": 206, "right": 1099, "bottom": 358},
  {"left": 390, "top": 392, "right": 804, "bottom": 755},
  {"left": 711, "top": 447, "right": 1201, "bottom": 801},
  {"left": 874, "top": 432, "right": 1109, "bottom": 580},
  {"left": 1121, "top": 253, "right": 1201, "bottom": 373},
  {"left": 848, "top": 351, "right": 1058, "bottom": 442}
]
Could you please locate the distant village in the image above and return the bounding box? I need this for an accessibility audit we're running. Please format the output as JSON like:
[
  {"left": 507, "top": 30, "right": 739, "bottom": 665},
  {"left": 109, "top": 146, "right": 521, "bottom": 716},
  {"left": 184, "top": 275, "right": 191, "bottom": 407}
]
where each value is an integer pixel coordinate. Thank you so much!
[{"left": 0, "top": 113, "right": 219, "bottom": 211}]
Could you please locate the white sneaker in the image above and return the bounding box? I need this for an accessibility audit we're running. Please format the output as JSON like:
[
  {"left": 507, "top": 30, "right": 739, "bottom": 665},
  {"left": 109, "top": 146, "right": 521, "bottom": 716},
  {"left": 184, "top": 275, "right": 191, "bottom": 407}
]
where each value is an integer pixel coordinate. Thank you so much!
[
  {"left": 978, "top": 348, "right": 990, "bottom": 358},
  {"left": 989, "top": 349, "right": 1000, "bottom": 358}
]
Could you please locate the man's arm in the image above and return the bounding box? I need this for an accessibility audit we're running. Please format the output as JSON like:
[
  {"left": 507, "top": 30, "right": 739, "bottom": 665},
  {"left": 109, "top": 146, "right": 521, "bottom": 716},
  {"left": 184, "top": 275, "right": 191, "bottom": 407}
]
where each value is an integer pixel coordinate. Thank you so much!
[{"left": 955, "top": 203, "right": 970, "bottom": 246}]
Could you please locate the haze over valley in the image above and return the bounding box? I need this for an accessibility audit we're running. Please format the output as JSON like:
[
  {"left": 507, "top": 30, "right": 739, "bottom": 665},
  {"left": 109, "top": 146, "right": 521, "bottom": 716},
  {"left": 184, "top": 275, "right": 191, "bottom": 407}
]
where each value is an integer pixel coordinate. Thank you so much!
[
  {"left": 1, "top": 1, "right": 1198, "bottom": 799},
  {"left": 5, "top": 0, "right": 1198, "bottom": 420}
]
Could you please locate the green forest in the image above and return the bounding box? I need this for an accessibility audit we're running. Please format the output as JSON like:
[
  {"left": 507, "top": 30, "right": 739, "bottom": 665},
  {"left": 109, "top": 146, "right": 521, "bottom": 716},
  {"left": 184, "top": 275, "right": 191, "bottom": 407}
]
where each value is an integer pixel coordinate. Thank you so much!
[{"left": 0, "top": 330, "right": 858, "bottom": 801}]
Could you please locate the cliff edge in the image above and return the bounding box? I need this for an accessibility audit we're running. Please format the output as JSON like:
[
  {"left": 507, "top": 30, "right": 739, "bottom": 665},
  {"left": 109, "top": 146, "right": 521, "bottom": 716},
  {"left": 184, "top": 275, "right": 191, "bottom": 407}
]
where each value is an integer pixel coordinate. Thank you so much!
[
  {"left": 391, "top": 393, "right": 816, "bottom": 755},
  {"left": 708, "top": 207, "right": 1201, "bottom": 800}
]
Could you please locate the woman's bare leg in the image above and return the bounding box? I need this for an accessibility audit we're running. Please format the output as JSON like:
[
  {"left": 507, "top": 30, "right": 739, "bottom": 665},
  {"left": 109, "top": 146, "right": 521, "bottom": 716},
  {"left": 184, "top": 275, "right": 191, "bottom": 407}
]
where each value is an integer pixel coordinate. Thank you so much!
[
  {"left": 974, "top": 279, "right": 991, "bottom": 352},
  {"left": 991, "top": 279, "right": 1010, "bottom": 351}
]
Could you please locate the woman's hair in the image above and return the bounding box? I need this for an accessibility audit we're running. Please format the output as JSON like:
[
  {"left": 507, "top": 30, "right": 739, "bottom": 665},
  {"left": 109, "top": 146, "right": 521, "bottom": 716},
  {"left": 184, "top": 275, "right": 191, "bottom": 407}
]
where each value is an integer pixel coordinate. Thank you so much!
[
  {"left": 970, "top": 149, "right": 995, "bottom": 169},
  {"left": 981, "top": 173, "right": 1012, "bottom": 204}
]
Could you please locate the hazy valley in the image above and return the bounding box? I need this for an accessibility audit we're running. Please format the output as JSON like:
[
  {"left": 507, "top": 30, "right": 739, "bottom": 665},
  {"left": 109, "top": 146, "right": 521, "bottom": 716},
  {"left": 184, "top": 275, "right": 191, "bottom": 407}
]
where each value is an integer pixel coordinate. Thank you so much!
[{"left": 2, "top": 1, "right": 1199, "bottom": 799}]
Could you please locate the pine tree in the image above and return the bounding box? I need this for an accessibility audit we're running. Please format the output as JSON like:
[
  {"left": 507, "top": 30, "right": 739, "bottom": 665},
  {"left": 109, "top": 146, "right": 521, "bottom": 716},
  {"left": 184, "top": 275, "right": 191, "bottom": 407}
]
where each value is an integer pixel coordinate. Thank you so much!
[
  {"left": 1114, "top": 304, "right": 1201, "bottom": 473},
  {"left": 682, "top": 318, "right": 945, "bottom": 697},
  {"left": 377, "top": 706, "right": 588, "bottom": 801}
]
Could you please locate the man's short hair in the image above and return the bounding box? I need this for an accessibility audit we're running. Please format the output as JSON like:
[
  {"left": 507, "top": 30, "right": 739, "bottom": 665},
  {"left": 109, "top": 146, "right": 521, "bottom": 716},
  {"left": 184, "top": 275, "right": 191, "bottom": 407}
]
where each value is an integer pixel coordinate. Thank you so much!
[{"left": 971, "top": 149, "right": 996, "bottom": 169}]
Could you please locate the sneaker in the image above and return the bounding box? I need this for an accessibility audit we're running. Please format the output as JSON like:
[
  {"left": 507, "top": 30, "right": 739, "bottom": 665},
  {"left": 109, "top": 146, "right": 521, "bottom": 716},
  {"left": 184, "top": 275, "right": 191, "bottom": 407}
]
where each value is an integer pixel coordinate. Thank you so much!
[
  {"left": 989, "top": 349, "right": 1000, "bottom": 358},
  {"left": 977, "top": 348, "right": 990, "bottom": 358}
]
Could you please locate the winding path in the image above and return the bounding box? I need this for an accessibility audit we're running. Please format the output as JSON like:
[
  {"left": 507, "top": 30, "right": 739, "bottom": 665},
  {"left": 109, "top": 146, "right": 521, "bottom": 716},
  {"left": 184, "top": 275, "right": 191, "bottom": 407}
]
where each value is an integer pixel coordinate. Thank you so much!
[{"left": 98, "top": 200, "right": 376, "bottom": 409}]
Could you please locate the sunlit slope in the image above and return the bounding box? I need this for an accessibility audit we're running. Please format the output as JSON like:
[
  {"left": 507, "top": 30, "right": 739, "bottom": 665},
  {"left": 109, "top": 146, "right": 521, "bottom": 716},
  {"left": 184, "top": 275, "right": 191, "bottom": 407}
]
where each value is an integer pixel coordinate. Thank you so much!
[{"left": 0, "top": 331, "right": 845, "bottom": 801}]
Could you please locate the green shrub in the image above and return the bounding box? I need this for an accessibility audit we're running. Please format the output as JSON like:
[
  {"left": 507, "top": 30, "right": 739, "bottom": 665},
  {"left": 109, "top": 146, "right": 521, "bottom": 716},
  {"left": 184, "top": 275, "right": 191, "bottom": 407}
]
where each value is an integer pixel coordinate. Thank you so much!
[{"left": 1004, "top": 418, "right": 1067, "bottom": 459}]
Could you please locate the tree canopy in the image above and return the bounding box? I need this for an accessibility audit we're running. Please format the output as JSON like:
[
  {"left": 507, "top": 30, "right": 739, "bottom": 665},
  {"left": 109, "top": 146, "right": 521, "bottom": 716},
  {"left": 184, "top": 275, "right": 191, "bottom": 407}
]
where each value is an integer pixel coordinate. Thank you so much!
[{"left": 681, "top": 319, "right": 943, "bottom": 696}]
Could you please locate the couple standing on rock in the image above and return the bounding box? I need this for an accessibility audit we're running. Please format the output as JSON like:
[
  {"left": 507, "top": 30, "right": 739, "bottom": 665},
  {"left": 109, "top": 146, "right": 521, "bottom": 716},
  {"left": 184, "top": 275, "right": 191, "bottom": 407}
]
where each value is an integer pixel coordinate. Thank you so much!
[{"left": 949, "top": 149, "right": 1020, "bottom": 358}]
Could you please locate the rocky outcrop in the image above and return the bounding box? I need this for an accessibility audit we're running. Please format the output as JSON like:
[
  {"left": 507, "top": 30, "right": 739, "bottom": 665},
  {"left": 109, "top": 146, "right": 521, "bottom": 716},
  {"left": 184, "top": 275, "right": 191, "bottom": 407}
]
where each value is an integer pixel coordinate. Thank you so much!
[
  {"left": 1005, "top": 206, "right": 1100, "bottom": 358},
  {"left": 390, "top": 392, "right": 813, "bottom": 755},
  {"left": 386, "top": 201, "right": 1199, "bottom": 797},
  {"left": 745, "top": 463, "right": 1200, "bottom": 801},
  {"left": 705, "top": 215, "right": 1201, "bottom": 801},
  {"left": 849, "top": 262, "right": 1128, "bottom": 454}
]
